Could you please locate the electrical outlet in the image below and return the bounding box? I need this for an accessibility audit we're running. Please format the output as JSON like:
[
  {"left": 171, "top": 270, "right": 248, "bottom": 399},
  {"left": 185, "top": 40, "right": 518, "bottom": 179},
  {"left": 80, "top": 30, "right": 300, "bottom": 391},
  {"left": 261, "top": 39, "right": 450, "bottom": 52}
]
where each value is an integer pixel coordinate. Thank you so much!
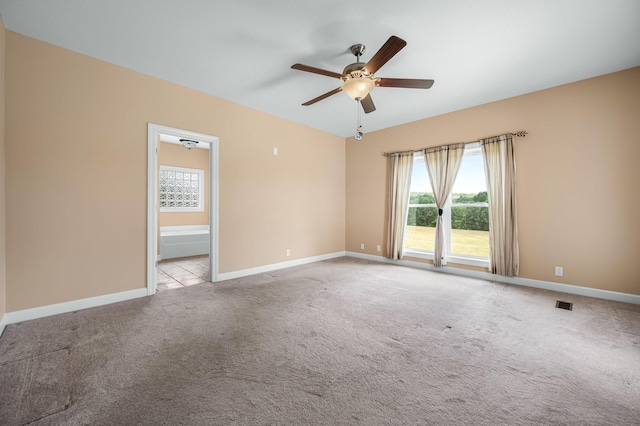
[
  {"left": 555, "top": 266, "right": 563, "bottom": 277},
  {"left": 376, "top": 245, "right": 381, "bottom": 252},
  {"left": 273, "top": 147, "right": 278, "bottom": 156},
  {"left": 286, "top": 248, "right": 290, "bottom": 257},
  {"left": 360, "top": 243, "right": 365, "bottom": 250}
]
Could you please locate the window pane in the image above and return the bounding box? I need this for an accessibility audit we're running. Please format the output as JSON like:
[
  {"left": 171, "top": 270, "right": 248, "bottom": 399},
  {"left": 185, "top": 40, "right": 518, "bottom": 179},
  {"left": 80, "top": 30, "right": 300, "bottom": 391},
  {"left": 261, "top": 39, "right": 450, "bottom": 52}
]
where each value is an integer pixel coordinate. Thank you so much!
[
  {"left": 404, "top": 155, "right": 437, "bottom": 252},
  {"left": 405, "top": 207, "right": 437, "bottom": 252},
  {"left": 450, "top": 206, "right": 489, "bottom": 257},
  {"left": 159, "top": 166, "right": 204, "bottom": 211},
  {"left": 450, "top": 146, "right": 489, "bottom": 258}
]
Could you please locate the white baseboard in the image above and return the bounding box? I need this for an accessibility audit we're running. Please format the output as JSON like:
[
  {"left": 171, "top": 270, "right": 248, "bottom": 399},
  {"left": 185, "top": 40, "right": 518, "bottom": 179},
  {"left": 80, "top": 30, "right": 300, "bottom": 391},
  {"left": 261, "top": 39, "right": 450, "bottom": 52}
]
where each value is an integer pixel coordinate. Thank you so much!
[
  {"left": 346, "top": 251, "right": 640, "bottom": 305},
  {"left": 5, "top": 250, "right": 635, "bottom": 327},
  {"left": 3, "top": 251, "right": 343, "bottom": 326},
  {"left": 5, "top": 288, "right": 149, "bottom": 325},
  {"left": 218, "top": 251, "right": 346, "bottom": 281},
  {"left": 0, "top": 313, "right": 7, "bottom": 337}
]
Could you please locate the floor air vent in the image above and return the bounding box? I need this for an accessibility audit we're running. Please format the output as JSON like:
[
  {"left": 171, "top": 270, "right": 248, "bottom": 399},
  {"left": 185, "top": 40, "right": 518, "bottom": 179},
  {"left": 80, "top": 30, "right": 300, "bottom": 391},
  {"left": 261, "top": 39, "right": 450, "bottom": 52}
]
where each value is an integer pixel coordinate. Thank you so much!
[{"left": 556, "top": 301, "right": 573, "bottom": 311}]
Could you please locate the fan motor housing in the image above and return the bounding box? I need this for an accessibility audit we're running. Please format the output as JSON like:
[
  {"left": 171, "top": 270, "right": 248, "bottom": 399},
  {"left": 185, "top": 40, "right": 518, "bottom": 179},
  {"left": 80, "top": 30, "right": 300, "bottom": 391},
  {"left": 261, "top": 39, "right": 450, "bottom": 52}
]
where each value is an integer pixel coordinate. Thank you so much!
[{"left": 342, "top": 62, "right": 367, "bottom": 79}]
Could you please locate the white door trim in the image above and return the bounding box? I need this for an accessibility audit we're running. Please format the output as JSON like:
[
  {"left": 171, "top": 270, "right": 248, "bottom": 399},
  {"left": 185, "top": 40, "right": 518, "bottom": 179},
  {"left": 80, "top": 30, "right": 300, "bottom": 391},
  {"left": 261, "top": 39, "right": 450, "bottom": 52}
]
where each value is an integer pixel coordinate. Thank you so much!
[{"left": 147, "top": 123, "right": 219, "bottom": 295}]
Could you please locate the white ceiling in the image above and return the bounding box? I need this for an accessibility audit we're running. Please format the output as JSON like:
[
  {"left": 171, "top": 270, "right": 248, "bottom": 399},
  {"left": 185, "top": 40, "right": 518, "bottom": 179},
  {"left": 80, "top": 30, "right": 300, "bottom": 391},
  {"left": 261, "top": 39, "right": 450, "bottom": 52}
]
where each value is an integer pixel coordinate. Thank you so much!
[{"left": 1, "top": 0, "right": 639, "bottom": 137}]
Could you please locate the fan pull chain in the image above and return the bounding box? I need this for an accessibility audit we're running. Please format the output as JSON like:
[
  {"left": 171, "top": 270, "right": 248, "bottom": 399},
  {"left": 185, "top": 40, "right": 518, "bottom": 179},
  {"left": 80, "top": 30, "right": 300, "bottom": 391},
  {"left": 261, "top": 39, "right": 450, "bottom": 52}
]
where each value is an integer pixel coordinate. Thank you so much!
[{"left": 355, "top": 99, "right": 363, "bottom": 140}]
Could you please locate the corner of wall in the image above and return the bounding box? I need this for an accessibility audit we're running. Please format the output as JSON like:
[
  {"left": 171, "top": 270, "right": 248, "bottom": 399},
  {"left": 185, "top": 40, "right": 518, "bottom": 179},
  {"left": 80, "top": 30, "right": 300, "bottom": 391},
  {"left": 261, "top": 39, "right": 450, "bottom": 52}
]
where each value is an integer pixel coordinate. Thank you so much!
[{"left": 0, "top": 15, "right": 7, "bottom": 330}]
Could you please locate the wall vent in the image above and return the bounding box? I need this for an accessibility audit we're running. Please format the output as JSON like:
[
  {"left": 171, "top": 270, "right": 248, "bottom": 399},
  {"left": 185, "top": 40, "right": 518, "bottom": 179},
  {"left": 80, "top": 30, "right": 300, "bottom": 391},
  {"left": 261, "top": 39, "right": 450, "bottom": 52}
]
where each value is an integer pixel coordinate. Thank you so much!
[{"left": 555, "top": 301, "right": 573, "bottom": 311}]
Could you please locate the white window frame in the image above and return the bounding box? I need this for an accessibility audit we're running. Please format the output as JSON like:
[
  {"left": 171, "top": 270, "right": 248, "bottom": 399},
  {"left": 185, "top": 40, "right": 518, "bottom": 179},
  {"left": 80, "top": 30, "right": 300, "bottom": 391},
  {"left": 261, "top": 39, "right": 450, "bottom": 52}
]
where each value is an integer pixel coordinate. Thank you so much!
[
  {"left": 159, "top": 165, "right": 205, "bottom": 212},
  {"left": 404, "top": 143, "right": 490, "bottom": 268}
]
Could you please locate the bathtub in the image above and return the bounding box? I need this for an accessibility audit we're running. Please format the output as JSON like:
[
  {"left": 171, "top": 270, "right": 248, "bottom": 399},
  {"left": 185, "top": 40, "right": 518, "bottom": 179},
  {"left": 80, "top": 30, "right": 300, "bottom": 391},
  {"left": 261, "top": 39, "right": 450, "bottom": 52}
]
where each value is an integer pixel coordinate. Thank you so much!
[{"left": 160, "top": 225, "right": 210, "bottom": 260}]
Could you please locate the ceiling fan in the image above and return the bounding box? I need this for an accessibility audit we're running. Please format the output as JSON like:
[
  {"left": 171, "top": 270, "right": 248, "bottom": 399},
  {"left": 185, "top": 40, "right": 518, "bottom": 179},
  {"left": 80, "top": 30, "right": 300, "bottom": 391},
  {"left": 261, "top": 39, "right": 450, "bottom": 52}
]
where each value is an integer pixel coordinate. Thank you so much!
[{"left": 291, "top": 35, "right": 434, "bottom": 114}]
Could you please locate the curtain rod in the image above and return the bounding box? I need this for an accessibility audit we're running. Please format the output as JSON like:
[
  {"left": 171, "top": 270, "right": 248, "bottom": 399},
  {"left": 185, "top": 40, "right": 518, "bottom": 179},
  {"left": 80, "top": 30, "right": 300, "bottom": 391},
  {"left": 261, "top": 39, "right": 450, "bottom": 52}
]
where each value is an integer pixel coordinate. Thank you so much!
[{"left": 381, "top": 130, "right": 528, "bottom": 157}]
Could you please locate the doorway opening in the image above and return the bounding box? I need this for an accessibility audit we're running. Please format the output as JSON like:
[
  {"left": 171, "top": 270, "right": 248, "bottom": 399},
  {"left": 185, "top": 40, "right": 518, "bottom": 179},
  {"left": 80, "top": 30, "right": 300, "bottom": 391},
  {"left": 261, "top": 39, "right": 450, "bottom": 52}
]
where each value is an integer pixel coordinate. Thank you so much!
[{"left": 147, "top": 123, "right": 219, "bottom": 295}]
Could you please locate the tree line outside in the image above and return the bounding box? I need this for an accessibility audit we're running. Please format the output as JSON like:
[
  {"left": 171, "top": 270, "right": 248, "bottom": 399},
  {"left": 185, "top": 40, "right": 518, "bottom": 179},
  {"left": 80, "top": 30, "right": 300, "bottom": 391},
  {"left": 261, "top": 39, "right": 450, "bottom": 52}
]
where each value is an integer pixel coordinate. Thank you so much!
[{"left": 407, "top": 191, "right": 489, "bottom": 231}]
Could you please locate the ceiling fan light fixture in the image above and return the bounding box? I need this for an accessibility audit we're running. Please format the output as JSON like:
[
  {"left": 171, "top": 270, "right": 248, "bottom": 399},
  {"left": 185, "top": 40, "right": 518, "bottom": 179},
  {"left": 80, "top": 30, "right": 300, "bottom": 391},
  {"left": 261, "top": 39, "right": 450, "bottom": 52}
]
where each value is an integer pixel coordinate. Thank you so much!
[
  {"left": 291, "top": 36, "right": 433, "bottom": 114},
  {"left": 342, "top": 76, "right": 375, "bottom": 100}
]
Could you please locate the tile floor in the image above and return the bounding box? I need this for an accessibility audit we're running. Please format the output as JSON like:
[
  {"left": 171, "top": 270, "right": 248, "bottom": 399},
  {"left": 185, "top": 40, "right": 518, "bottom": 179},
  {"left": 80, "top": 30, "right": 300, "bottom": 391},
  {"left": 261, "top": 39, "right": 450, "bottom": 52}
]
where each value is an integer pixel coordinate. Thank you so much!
[{"left": 157, "top": 255, "right": 210, "bottom": 291}]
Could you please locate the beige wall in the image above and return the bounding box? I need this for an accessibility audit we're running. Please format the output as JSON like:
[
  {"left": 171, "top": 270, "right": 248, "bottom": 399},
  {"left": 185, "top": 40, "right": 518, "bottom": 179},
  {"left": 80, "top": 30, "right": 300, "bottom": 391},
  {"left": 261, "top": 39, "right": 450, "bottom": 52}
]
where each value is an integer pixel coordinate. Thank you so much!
[
  {"left": 346, "top": 67, "right": 640, "bottom": 296},
  {"left": 0, "top": 18, "right": 6, "bottom": 320},
  {"left": 5, "top": 32, "right": 345, "bottom": 312},
  {"left": 158, "top": 141, "right": 210, "bottom": 228},
  {"left": 3, "top": 28, "right": 638, "bottom": 314}
]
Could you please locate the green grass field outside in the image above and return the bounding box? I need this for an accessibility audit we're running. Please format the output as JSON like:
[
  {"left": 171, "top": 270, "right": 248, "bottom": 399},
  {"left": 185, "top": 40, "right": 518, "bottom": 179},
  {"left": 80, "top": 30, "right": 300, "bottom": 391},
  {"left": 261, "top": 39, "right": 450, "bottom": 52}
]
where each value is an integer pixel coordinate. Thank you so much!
[{"left": 404, "top": 225, "right": 490, "bottom": 258}]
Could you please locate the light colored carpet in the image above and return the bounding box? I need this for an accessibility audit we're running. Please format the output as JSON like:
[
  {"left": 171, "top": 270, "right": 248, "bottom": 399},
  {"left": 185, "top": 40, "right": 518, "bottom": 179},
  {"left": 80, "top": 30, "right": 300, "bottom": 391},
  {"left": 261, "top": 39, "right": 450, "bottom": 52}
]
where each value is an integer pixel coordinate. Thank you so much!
[{"left": 1, "top": 257, "right": 639, "bottom": 425}]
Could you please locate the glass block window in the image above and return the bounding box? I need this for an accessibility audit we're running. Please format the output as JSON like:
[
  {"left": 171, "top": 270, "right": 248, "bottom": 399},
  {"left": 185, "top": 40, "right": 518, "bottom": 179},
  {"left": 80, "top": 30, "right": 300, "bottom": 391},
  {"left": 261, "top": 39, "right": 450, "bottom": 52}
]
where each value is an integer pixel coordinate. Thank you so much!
[{"left": 159, "top": 166, "right": 204, "bottom": 212}]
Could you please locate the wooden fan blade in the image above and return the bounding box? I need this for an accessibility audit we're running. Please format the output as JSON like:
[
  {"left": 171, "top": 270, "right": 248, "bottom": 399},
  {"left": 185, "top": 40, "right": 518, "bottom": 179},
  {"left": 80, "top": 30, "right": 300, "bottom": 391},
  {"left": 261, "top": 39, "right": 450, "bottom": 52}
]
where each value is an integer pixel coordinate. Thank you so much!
[
  {"left": 291, "top": 63, "right": 343, "bottom": 79},
  {"left": 302, "top": 87, "right": 342, "bottom": 106},
  {"left": 363, "top": 36, "right": 407, "bottom": 75},
  {"left": 360, "top": 94, "right": 376, "bottom": 114},
  {"left": 377, "top": 78, "right": 434, "bottom": 89}
]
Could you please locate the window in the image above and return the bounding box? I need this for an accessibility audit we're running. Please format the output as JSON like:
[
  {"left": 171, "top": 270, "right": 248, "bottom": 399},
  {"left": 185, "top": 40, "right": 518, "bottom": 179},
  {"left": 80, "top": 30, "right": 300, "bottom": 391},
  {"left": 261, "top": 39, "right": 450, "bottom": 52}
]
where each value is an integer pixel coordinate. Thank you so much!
[
  {"left": 159, "top": 165, "right": 204, "bottom": 212},
  {"left": 404, "top": 143, "right": 489, "bottom": 266}
]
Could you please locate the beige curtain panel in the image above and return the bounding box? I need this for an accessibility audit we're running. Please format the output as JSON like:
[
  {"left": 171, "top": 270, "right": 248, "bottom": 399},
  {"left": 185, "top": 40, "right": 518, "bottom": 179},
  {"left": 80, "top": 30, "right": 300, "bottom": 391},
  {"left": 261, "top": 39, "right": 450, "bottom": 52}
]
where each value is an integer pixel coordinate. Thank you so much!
[
  {"left": 423, "top": 144, "right": 465, "bottom": 267},
  {"left": 386, "top": 152, "right": 414, "bottom": 260},
  {"left": 481, "top": 134, "right": 519, "bottom": 276}
]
